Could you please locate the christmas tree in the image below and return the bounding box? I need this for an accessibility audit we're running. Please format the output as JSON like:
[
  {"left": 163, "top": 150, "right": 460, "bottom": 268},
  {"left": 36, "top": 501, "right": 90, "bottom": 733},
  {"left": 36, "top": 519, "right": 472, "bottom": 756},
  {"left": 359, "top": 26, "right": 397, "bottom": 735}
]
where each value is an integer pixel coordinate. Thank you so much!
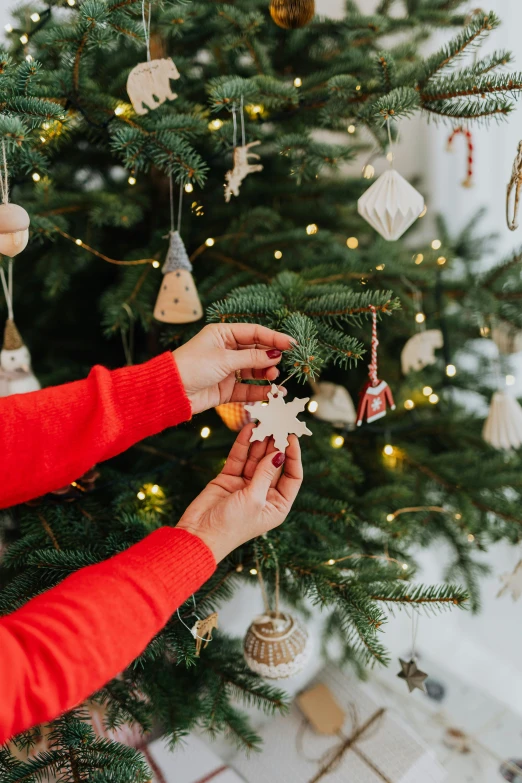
[{"left": 1, "top": 0, "right": 522, "bottom": 777}]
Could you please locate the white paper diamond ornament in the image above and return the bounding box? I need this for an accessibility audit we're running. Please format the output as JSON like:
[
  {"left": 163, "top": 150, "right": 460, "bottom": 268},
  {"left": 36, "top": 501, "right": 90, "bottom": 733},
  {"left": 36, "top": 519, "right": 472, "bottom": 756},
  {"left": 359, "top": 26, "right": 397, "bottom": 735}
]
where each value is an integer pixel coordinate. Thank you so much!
[{"left": 357, "top": 168, "right": 425, "bottom": 241}]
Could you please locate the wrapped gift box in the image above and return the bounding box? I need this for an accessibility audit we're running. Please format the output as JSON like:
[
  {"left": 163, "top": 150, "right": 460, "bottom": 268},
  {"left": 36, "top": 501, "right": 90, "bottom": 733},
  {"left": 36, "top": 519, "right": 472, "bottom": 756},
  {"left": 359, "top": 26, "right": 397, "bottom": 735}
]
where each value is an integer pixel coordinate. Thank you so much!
[
  {"left": 232, "top": 665, "right": 446, "bottom": 783},
  {"left": 145, "top": 734, "right": 244, "bottom": 783}
]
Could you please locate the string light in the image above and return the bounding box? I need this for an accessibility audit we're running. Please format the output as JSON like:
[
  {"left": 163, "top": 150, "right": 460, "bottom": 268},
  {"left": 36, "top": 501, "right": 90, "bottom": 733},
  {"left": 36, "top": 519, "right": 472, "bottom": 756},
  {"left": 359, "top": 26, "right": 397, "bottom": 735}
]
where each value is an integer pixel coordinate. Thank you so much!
[
  {"left": 151, "top": 484, "right": 160, "bottom": 494},
  {"left": 455, "top": 513, "right": 462, "bottom": 520},
  {"left": 376, "top": 263, "right": 385, "bottom": 270},
  {"left": 355, "top": 84, "right": 361, "bottom": 91},
  {"left": 419, "top": 205, "right": 428, "bottom": 218},
  {"left": 346, "top": 236, "right": 359, "bottom": 249},
  {"left": 75, "top": 238, "right": 83, "bottom": 246},
  {"left": 437, "top": 256, "right": 447, "bottom": 266},
  {"left": 25, "top": 54, "right": 33, "bottom": 62},
  {"left": 200, "top": 426, "right": 211, "bottom": 439},
  {"left": 327, "top": 559, "right": 335, "bottom": 566},
  {"left": 414, "top": 253, "right": 424, "bottom": 265},
  {"left": 467, "top": 533, "right": 475, "bottom": 542},
  {"left": 331, "top": 434, "right": 344, "bottom": 448},
  {"left": 362, "top": 163, "right": 375, "bottom": 179},
  {"left": 446, "top": 364, "right": 456, "bottom": 377},
  {"left": 249, "top": 568, "right": 258, "bottom": 575},
  {"left": 137, "top": 490, "right": 146, "bottom": 500},
  {"left": 386, "top": 513, "right": 395, "bottom": 522},
  {"left": 404, "top": 399, "right": 415, "bottom": 410},
  {"left": 205, "top": 237, "right": 215, "bottom": 247},
  {"left": 114, "top": 105, "right": 125, "bottom": 116},
  {"left": 480, "top": 325, "right": 490, "bottom": 337},
  {"left": 251, "top": 105, "right": 262, "bottom": 114},
  {"left": 20, "top": 33, "right": 28, "bottom": 44},
  {"left": 422, "top": 386, "right": 432, "bottom": 396},
  {"left": 55, "top": 225, "right": 157, "bottom": 266},
  {"left": 42, "top": 122, "right": 50, "bottom": 129},
  {"left": 4, "top": 24, "right": 13, "bottom": 33},
  {"left": 306, "top": 223, "right": 318, "bottom": 235},
  {"left": 415, "top": 312, "right": 426, "bottom": 324},
  {"left": 152, "top": 260, "right": 160, "bottom": 268},
  {"left": 429, "top": 393, "right": 439, "bottom": 404},
  {"left": 184, "top": 183, "right": 193, "bottom": 193},
  {"left": 67, "top": 0, "right": 76, "bottom": 6},
  {"left": 236, "top": 564, "right": 244, "bottom": 572},
  {"left": 274, "top": 250, "right": 282, "bottom": 259},
  {"left": 208, "top": 118, "right": 223, "bottom": 131},
  {"left": 30, "top": 12, "right": 40, "bottom": 22},
  {"left": 127, "top": 175, "right": 136, "bottom": 185},
  {"left": 308, "top": 400, "right": 319, "bottom": 413},
  {"left": 40, "top": 136, "right": 46, "bottom": 143},
  {"left": 293, "top": 77, "right": 302, "bottom": 87},
  {"left": 383, "top": 444, "right": 394, "bottom": 456},
  {"left": 506, "top": 374, "right": 515, "bottom": 386},
  {"left": 401, "top": 563, "right": 408, "bottom": 571},
  {"left": 431, "top": 239, "right": 442, "bottom": 250},
  {"left": 347, "top": 124, "right": 356, "bottom": 134},
  {"left": 31, "top": 172, "right": 40, "bottom": 182}
]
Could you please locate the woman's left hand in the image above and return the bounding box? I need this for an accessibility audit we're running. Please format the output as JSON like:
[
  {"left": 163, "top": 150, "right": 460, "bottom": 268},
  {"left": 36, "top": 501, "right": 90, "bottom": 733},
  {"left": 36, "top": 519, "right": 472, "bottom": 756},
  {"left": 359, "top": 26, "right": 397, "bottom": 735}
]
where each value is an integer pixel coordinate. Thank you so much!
[{"left": 173, "top": 323, "right": 293, "bottom": 415}]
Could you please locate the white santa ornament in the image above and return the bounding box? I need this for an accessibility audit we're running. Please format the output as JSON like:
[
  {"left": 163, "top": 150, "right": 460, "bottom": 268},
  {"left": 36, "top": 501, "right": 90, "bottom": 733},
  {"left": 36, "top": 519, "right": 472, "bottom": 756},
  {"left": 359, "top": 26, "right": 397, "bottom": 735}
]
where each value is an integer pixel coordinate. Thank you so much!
[{"left": 0, "top": 319, "right": 40, "bottom": 397}]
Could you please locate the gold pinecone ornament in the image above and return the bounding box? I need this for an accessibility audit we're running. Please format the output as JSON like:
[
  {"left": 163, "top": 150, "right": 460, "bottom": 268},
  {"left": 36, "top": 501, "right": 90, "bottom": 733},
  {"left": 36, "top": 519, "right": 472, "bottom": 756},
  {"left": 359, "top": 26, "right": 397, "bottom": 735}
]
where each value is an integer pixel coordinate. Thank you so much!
[
  {"left": 243, "top": 611, "right": 310, "bottom": 679},
  {"left": 269, "top": 0, "right": 315, "bottom": 29}
]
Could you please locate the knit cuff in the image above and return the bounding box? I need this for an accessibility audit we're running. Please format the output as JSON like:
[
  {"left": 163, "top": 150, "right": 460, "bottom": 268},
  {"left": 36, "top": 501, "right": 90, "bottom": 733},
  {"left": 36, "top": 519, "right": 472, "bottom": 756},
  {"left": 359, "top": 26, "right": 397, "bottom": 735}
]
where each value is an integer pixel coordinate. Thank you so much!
[{"left": 110, "top": 352, "right": 192, "bottom": 441}]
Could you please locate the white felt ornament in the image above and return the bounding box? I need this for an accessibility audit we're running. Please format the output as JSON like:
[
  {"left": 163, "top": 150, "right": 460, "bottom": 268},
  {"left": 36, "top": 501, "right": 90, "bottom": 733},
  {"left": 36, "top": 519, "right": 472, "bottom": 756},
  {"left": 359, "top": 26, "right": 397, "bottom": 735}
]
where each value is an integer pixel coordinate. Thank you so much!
[
  {"left": 491, "top": 321, "right": 522, "bottom": 355},
  {"left": 497, "top": 560, "right": 522, "bottom": 602},
  {"left": 245, "top": 384, "right": 312, "bottom": 451},
  {"left": 357, "top": 168, "right": 425, "bottom": 241},
  {"left": 153, "top": 230, "right": 203, "bottom": 324},
  {"left": 224, "top": 141, "right": 263, "bottom": 202},
  {"left": 126, "top": 58, "right": 180, "bottom": 115},
  {"left": 482, "top": 391, "right": 522, "bottom": 451},
  {"left": 401, "top": 329, "right": 443, "bottom": 374},
  {"left": 309, "top": 381, "right": 356, "bottom": 428}
]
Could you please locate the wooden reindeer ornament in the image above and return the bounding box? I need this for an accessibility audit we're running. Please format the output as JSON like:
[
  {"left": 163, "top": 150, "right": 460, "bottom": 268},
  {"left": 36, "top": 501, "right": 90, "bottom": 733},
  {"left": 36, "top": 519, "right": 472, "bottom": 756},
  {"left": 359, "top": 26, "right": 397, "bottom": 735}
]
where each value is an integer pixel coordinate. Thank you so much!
[
  {"left": 225, "top": 141, "right": 263, "bottom": 202},
  {"left": 191, "top": 612, "right": 218, "bottom": 657}
]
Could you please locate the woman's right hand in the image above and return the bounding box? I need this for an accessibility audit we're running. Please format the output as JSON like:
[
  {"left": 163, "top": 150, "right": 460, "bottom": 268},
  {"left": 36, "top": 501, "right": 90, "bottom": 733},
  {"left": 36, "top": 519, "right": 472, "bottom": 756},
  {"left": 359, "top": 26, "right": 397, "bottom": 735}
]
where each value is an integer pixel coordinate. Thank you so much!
[{"left": 176, "top": 424, "right": 303, "bottom": 562}]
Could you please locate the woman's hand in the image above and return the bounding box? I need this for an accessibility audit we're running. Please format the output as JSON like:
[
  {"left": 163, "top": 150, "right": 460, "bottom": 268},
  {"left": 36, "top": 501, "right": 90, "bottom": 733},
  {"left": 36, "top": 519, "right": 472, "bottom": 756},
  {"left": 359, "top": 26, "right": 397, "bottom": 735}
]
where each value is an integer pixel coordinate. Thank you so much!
[
  {"left": 173, "top": 323, "right": 293, "bottom": 415},
  {"left": 176, "top": 424, "right": 303, "bottom": 562}
]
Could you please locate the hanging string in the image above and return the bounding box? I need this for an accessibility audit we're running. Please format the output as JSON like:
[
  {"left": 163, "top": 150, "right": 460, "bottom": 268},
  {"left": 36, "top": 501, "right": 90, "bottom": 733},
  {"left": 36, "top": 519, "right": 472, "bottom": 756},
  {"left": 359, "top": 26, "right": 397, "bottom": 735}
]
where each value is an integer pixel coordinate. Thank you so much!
[
  {"left": 176, "top": 594, "right": 216, "bottom": 644},
  {"left": 177, "top": 180, "right": 183, "bottom": 233},
  {"left": 231, "top": 105, "right": 238, "bottom": 150},
  {"left": 120, "top": 302, "right": 135, "bottom": 366},
  {"left": 368, "top": 305, "right": 380, "bottom": 387},
  {"left": 169, "top": 174, "right": 175, "bottom": 233},
  {"left": 141, "top": 0, "right": 152, "bottom": 62},
  {"left": 0, "top": 259, "right": 14, "bottom": 321},
  {"left": 240, "top": 94, "right": 246, "bottom": 147},
  {"left": 0, "top": 140, "right": 9, "bottom": 205},
  {"left": 411, "top": 610, "right": 419, "bottom": 661},
  {"left": 386, "top": 117, "right": 394, "bottom": 169},
  {"left": 255, "top": 553, "right": 271, "bottom": 614},
  {"left": 168, "top": 176, "right": 184, "bottom": 234}
]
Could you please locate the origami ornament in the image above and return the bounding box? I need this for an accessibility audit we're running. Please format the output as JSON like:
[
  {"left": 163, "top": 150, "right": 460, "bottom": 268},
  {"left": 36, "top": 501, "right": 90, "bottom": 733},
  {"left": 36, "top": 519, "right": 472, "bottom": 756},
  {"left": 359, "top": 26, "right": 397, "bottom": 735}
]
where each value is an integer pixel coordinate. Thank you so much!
[
  {"left": 397, "top": 658, "right": 428, "bottom": 694},
  {"left": 401, "top": 329, "right": 443, "bottom": 374},
  {"left": 245, "top": 384, "right": 312, "bottom": 451},
  {"left": 357, "top": 306, "right": 395, "bottom": 426},
  {"left": 497, "top": 560, "right": 522, "bottom": 602},
  {"left": 482, "top": 391, "right": 522, "bottom": 451},
  {"left": 126, "top": 58, "right": 180, "bottom": 115},
  {"left": 357, "top": 169, "right": 425, "bottom": 241},
  {"left": 224, "top": 141, "right": 263, "bottom": 202},
  {"left": 153, "top": 231, "right": 203, "bottom": 324}
]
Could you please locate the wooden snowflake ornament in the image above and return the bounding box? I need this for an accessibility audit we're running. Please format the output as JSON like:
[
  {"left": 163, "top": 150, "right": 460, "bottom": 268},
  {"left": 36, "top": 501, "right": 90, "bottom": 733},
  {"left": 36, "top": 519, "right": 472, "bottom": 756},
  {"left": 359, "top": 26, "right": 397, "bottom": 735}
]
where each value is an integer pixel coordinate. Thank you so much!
[{"left": 245, "top": 384, "right": 312, "bottom": 451}]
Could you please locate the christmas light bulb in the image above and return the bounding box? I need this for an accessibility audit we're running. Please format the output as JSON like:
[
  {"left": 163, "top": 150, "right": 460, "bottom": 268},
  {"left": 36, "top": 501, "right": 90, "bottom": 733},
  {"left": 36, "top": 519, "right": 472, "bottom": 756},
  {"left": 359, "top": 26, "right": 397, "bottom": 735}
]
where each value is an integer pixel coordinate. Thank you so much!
[
  {"left": 293, "top": 77, "right": 302, "bottom": 87},
  {"left": 404, "top": 399, "right": 415, "bottom": 410},
  {"left": 437, "top": 256, "right": 446, "bottom": 266},
  {"left": 415, "top": 312, "right": 426, "bottom": 324},
  {"left": 209, "top": 118, "right": 223, "bottom": 131},
  {"left": 506, "top": 374, "right": 515, "bottom": 386},
  {"left": 376, "top": 263, "right": 385, "bottom": 270},
  {"left": 429, "top": 393, "right": 439, "bottom": 404},
  {"left": 347, "top": 124, "right": 356, "bottom": 134},
  {"left": 30, "top": 13, "right": 40, "bottom": 22},
  {"left": 25, "top": 54, "right": 33, "bottom": 62},
  {"left": 331, "top": 434, "right": 344, "bottom": 448},
  {"left": 480, "top": 325, "right": 490, "bottom": 337},
  {"left": 446, "top": 364, "right": 456, "bottom": 377},
  {"left": 32, "top": 172, "right": 40, "bottom": 182},
  {"left": 4, "top": 24, "right": 13, "bottom": 33},
  {"left": 306, "top": 223, "right": 318, "bottom": 235},
  {"left": 127, "top": 175, "right": 136, "bottom": 185},
  {"left": 20, "top": 33, "right": 28, "bottom": 44},
  {"left": 114, "top": 105, "right": 125, "bottom": 116},
  {"left": 151, "top": 484, "right": 159, "bottom": 494},
  {"left": 362, "top": 163, "right": 375, "bottom": 179},
  {"left": 137, "top": 490, "right": 146, "bottom": 500},
  {"left": 75, "top": 238, "right": 83, "bottom": 246},
  {"left": 200, "top": 426, "right": 211, "bottom": 438},
  {"left": 205, "top": 237, "right": 215, "bottom": 247},
  {"left": 383, "top": 444, "right": 394, "bottom": 456},
  {"left": 249, "top": 568, "right": 258, "bottom": 575},
  {"left": 455, "top": 513, "right": 462, "bottom": 520},
  {"left": 431, "top": 239, "right": 442, "bottom": 250},
  {"left": 414, "top": 253, "right": 424, "bottom": 265},
  {"left": 152, "top": 260, "right": 160, "bottom": 268},
  {"left": 346, "top": 236, "right": 358, "bottom": 249},
  {"left": 386, "top": 513, "right": 395, "bottom": 522},
  {"left": 467, "top": 533, "right": 475, "bottom": 542},
  {"left": 401, "top": 563, "right": 408, "bottom": 570},
  {"left": 308, "top": 400, "right": 318, "bottom": 413},
  {"left": 274, "top": 250, "right": 282, "bottom": 259},
  {"left": 184, "top": 183, "right": 193, "bottom": 193},
  {"left": 327, "top": 559, "right": 335, "bottom": 565},
  {"left": 67, "top": 0, "right": 76, "bottom": 6},
  {"left": 422, "top": 386, "right": 432, "bottom": 396}
]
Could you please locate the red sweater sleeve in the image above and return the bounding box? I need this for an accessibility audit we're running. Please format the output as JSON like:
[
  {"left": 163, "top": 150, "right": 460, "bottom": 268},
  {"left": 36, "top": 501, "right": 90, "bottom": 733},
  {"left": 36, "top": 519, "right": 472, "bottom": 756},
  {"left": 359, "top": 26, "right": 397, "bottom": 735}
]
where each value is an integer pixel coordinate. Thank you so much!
[
  {"left": 0, "top": 527, "right": 216, "bottom": 743},
  {"left": 0, "top": 352, "right": 192, "bottom": 509}
]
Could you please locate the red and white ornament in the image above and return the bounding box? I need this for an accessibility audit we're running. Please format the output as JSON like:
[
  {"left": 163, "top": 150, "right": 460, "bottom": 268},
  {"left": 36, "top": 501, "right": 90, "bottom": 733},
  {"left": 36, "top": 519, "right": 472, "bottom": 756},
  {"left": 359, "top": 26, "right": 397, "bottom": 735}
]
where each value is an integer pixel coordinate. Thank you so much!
[
  {"left": 356, "top": 306, "right": 395, "bottom": 426},
  {"left": 447, "top": 127, "right": 474, "bottom": 188}
]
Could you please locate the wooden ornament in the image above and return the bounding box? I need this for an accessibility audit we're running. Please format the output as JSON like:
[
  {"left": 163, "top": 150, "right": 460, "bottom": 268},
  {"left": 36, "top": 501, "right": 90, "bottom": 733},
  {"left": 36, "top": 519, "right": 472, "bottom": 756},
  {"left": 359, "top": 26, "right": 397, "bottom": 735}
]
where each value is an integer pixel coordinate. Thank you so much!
[
  {"left": 309, "top": 381, "right": 356, "bottom": 428},
  {"left": 245, "top": 383, "right": 312, "bottom": 452},
  {"left": 224, "top": 142, "right": 263, "bottom": 202},
  {"left": 401, "top": 329, "right": 443, "bottom": 374},
  {"left": 243, "top": 611, "right": 309, "bottom": 679},
  {"left": 357, "top": 169, "right": 425, "bottom": 241},
  {"left": 269, "top": 0, "right": 315, "bottom": 29},
  {"left": 498, "top": 560, "right": 522, "bottom": 602},
  {"left": 153, "top": 231, "right": 203, "bottom": 324},
  {"left": 215, "top": 402, "right": 251, "bottom": 431},
  {"left": 126, "top": 58, "right": 180, "bottom": 116},
  {"left": 191, "top": 612, "right": 218, "bottom": 657},
  {"left": 483, "top": 391, "right": 522, "bottom": 451},
  {"left": 0, "top": 203, "right": 30, "bottom": 257},
  {"left": 491, "top": 321, "right": 522, "bottom": 355}
]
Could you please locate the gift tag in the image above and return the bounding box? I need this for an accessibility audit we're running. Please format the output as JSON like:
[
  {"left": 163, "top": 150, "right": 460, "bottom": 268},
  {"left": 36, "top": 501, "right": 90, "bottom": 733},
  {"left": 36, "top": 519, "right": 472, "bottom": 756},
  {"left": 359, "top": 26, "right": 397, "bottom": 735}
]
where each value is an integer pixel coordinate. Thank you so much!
[{"left": 296, "top": 683, "right": 345, "bottom": 735}]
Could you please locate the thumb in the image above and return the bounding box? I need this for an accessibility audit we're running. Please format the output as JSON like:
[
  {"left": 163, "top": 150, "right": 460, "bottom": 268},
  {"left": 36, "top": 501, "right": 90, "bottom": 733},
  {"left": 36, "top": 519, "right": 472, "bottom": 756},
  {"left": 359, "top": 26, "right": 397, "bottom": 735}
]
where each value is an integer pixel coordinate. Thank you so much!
[{"left": 248, "top": 449, "right": 286, "bottom": 502}]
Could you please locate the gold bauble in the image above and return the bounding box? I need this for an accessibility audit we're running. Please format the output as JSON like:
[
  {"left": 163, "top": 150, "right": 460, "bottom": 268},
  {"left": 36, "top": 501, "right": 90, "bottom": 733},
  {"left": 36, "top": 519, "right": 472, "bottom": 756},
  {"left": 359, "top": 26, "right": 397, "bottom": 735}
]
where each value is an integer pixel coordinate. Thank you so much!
[
  {"left": 269, "top": 0, "right": 315, "bottom": 29},
  {"left": 243, "top": 611, "right": 309, "bottom": 679},
  {"left": 0, "top": 203, "right": 30, "bottom": 257}
]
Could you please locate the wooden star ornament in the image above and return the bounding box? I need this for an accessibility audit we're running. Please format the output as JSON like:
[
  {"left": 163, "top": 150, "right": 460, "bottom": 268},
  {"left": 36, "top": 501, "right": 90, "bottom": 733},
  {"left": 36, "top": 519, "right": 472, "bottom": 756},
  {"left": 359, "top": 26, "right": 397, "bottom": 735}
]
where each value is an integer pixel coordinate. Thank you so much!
[
  {"left": 497, "top": 559, "right": 522, "bottom": 601},
  {"left": 397, "top": 658, "right": 428, "bottom": 694},
  {"left": 245, "top": 384, "right": 312, "bottom": 451}
]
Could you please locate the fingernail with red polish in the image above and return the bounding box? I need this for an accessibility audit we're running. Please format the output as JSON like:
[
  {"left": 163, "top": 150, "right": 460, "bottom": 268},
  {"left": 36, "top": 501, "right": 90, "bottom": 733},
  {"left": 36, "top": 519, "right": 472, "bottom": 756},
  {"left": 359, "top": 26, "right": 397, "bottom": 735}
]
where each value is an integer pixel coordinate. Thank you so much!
[
  {"left": 266, "top": 349, "right": 282, "bottom": 359},
  {"left": 272, "top": 452, "right": 285, "bottom": 468}
]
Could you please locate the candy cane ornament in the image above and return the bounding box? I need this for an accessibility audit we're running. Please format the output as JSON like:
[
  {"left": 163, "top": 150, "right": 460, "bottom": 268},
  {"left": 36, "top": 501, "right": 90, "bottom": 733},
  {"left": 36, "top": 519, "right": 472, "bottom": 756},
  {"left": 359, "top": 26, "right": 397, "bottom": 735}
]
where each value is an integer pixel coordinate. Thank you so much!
[
  {"left": 447, "top": 127, "right": 474, "bottom": 188},
  {"left": 356, "top": 306, "right": 396, "bottom": 426}
]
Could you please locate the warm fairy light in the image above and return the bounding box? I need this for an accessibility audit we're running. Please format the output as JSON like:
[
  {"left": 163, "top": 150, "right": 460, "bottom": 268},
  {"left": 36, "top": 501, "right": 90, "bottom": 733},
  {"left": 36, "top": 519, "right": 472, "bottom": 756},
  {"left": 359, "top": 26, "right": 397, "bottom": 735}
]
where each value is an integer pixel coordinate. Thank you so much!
[
  {"left": 431, "top": 239, "right": 442, "bottom": 250},
  {"left": 404, "top": 399, "right": 415, "bottom": 410},
  {"left": 75, "top": 238, "right": 83, "bottom": 246},
  {"left": 252, "top": 104, "right": 262, "bottom": 114},
  {"left": 40, "top": 136, "right": 45, "bottom": 142},
  {"left": 480, "top": 325, "right": 490, "bottom": 337},
  {"left": 42, "top": 122, "right": 50, "bottom": 129},
  {"left": 355, "top": 84, "right": 361, "bottom": 91},
  {"left": 127, "top": 175, "right": 136, "bottom": 185},
  {"left": 414, "top": 253, "right": 424, "bottom": 265},
  {"left": 327, "top": 559, "right": 335, "bottom": 565},
  {"left": 383, "top": 444, "right": 394, "bottom": 456},
  {"left": 137, "top": 490, "right": 146, "bottom": 500},
  {"left": 30, "top": 12, "right": 40, "bottom": 22},
  {"left": 422, "top": 386, "right": 432, "bottom": 396},
  {"left": 308, "top": 400, "right": 319, "bottom": 413},
  {"left": 200, "top": 426, "right": 211, "bottom": 439},
  {"left": 376, "top": 263, "right": 385, "bottom": 271},
  {"left": 386, "top": 513, "right": 395, "bottom": 522},
  {"left": 293, "top": 77, "right": 302, "bottom": 87},
  {"left": 274, "top": 250, "right": 282, "bottom": 259},
  {"left": 347, "top": 124, "right": 356, "bottom": 134},
  {"left": 446, "top": 364, "right": 456, "bottom": 377},
  {"left": 152, "top": 260, "right": 160, "bottom": 269},
  {"left": 467, "top": 533, "right": 475, "bottom": 542},
  {"left": 184, "top": 183, "right": 193, "bottom": 193},
  {"left": 437, "top": 256, "right": 446, "bottom": 266},
  {"left": 346, "top": 236, "right": 359, "bottom": 249},
  {"left": 455, "top": 513, "right": 462, "bottom": 520},
  {"left": 209, "top": 118, "right": 223, "bottom": 131},
  {"left": 20, "top": 33, "right": 28, "bottom": 44},
  {"left": 205, "top": 237, "right": 215, "bottom": 247},
  {"left": 429, "top": 393, "right": 439, "bottom": 404},
  {"left": 151, "top": 484, "right": 160, "bottom": 495},
  {"left": 250, "top": 568, "right": 258, "bottom": 575},
  {"left": 4, "top": 24, "right": 13, "bottom": 33},
  {"left": 25, "top": 54, "right": 33, "bottom": 62},
  {"left": 419, "top": 205, "right": 428, "bottom": 218},
  {"left": 114, "top": 105, "right": 125, "bottom": 116},
  {"left": 236, "top": 564, "right": 243, "bottom": 572},
  {"left": 415, "top": 312, "right": 426, "bottom": 324},
  {"left": 401, "top": 563, "right": 408, "bottom": 571},
  {"left": 306, "top": 223, "right": 318, "bottom": 235},
  {"left": 32, "top": 172, "right": 40, "bottom": 182},
  {"left": 331, "top": 434, "right": 344, "bottom": 448},
  {"left": 506, "top": 374, "right": 515, "bottom": 386},
  {"left": 67, "top": 0, "right": 76, "bottom": 6},
  {"left": 362, "top": 163, "right": 375, "bottom": 179}
]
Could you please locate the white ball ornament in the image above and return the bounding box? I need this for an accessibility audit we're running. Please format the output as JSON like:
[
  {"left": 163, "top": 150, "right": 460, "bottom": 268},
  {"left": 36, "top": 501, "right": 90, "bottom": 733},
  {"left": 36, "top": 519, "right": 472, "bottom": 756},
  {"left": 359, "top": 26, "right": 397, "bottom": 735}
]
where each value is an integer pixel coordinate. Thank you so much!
[
  {"left": 357, "top": 169, "right": 425, "bottom": 241},
  {"left": 243, "top": 612, "right": 310, "bottom": 679},
  {"left": 0, "top": 203, "right": 30, "bottom": 257}
]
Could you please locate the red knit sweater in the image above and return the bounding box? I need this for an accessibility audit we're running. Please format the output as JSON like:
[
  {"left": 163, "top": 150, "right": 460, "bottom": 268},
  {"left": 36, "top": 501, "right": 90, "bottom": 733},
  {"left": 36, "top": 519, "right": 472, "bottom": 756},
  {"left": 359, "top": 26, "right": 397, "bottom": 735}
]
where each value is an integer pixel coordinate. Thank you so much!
[{"left": 0, "top": 352, "right": 216, "bottom": 743}]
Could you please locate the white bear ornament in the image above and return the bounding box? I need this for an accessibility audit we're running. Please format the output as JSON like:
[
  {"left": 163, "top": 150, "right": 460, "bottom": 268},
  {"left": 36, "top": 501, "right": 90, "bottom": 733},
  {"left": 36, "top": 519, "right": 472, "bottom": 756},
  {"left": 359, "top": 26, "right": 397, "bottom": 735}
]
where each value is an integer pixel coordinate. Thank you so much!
[{"left": 126, "top": 58, "right": 180, "bottom": 115}]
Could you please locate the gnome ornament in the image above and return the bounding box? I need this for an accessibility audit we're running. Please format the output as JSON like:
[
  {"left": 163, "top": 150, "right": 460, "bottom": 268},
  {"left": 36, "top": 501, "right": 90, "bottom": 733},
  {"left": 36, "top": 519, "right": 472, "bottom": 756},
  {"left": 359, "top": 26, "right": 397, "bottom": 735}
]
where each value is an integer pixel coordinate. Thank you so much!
[
  {"left": 358, "top": 168, "right": 425, "bottom": 241},
  {"left": 0, "top": 319, "right": 40, "bottom": 397},
  {"left": 153, "top": 231, "right": 203, "bottom": 324}
]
